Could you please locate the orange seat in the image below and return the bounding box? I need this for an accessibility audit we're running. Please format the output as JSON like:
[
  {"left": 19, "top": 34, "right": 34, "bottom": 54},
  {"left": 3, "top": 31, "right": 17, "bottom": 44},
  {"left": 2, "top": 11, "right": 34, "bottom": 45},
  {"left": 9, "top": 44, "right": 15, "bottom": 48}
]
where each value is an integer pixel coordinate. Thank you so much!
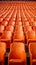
[
  {"left": 2, "top": 31, "right": 12, "bottom": 40},
  {"left": 32, "top": 22, "right": 36, "bottom": 31},
  {"left": 0, "top": 25, "right": 4, "bottom": 33},
  {"left": 0, "top": 17, "right": 3, "bottom": 22},
  {"left": 27, "top": 30, "right": 36, "bottom": 39},
  {"left": 16, "top": 21, "right": 22, "bottom": 26},
  {"left": 6, "top": 25, "right": 14, "bottom": 33},
  {"left": 24, "top": 26, "right": 32, "bottom": 33},
  {"left": 31, "top": 22, "right": 36, "bottom": 27},
  {"left": 2, "top": 20, "right": 8, "bottom": 26},
  {"left": 0, "top": 42, "right": 6, "bottom": 65},
  {"left": 1, "top": 31, "right": 12, "bottom": 48},
  {"left": 17, "top": 10, "right": 21, "bottom": 21},
  {"left": 24, "top": 22, "right": 30, "bottom": 26},
  {"left": 26, "top": 30, "right": 36, "bottom": 44},
  {"left": 13, "top": 24, "right": 24, "bottom": 42},
  {"left": 33, "top": 26, "right": 36, "bottom": 31},
  {"left": 8, "top": 42, "right": 26, "bottom": 65},
  {"left": 8, "top": 21, "right": 15, "bottom": 26},
  {"left": 29, "top": 43, "right": 36, "bottom": 65}
]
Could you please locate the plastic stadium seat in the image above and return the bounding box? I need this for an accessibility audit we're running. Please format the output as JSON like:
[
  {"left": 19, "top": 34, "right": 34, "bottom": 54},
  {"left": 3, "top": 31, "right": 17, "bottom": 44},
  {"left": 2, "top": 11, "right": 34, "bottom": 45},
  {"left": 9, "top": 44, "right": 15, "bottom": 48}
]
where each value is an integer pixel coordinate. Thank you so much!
[
  {"left": 12, "top": 10, "right": 17, "bottom": 18},
  {"left": 17, "top": 11, "right": 21, "bottom": 21},
  {"left": 32, "top": 22, "right": 36, "bottom": 27},
  {"left": 24, "top": 26, "right": 32, "bottom": 32},
  {"left": 17, "top": 17, "right": 21, "bottom": 21},
  {"left": 6, "top": 25, "right": 14, "bottom": 33},
  {"left": 16, "top": 21, "right": 22, "bottom": 26},
  {"left": 31, "top": 16, "right": 36, "bottom": 22},
  {"left": 2, "top": 20, "right": 8, "bottom": 26},
  {"left": 29, "top": 21, "right": 34, "bottom": 26},
  {"left": 24, "top": 22, "right": 30, "bottom": 26},
  {"left": 33, "top": 26, "right": 36, "bottom": 32},
  {"left": 2, "top": 31, "right": 12, "bottom": 40},
  {"left": 11, "top": 17, "right": 16, "bottom": 22},
  {"left": 26, "top": 30, "right": 36, "bottom": 44},
  {"left": 8, "top": 21, "right": 15, "bottom": 26},
  {"left": 27, "top": 30, "right": 36, "bottom": 39},
  {"left": 8, "top": 42, "right": 26, "bottom": 65},
  {"left": 5, "top": 14, "right": 11, "bottom": 22},
  {"left": 0, "top": 42, "right": 6, "bottom": 65},
  {"left": 0, "top": 25, "right": 4, "bottom": 33},
  {"left": 13, "top": 24, "right": 24, "bottom": 42},
  {"left": 22, "top": 17, "right": 28, "bottom": 23},
  {"left": 33, "top": 22, "right": 36, "bottom": 26},
  {"left": 0, "top": 14, "right": 2, "bottom": 17},
  {"left": 0, "top": 18, "right": 3, "bottom": 22},
  {"left": 1, "top": 31, "right": 12, "bottom": 48},
  {"left": 29, "top": 43, "right": 36, "bottom": 65},
  {"left": 32, "top": 22, "right": 36, "bottom": 31}
]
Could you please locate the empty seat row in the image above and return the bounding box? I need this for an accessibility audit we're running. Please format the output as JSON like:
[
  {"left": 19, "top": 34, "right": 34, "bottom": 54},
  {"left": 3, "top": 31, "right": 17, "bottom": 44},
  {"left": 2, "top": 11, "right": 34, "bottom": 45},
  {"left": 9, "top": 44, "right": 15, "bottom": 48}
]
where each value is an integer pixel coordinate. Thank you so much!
[
  {"left": 0, "top": 2, "right": 36, "bottom": 48},
  {"left": 0, "top": 42, "right": 36, "bottom": 65}
]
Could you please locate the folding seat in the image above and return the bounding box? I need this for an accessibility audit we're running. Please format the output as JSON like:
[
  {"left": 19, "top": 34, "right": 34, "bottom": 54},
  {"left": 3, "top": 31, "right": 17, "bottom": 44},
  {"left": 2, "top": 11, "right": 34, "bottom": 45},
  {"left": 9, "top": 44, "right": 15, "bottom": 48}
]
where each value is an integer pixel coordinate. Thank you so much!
[
  {"left": 2, "top": 20, "right": 8, "bottom": 26},
  {"left": 0, "top": 25, "right": 4, "bottom": 34},
  {"left": 29, "top": 43, "right": 36, "bottom": 65},
  {"left": 0, "top": 42, "right": 6, "bottom": 65},
  {"left": 32, "top": 22, "right": 36, "bottom": 31},
  {"left": 0, "top": 14, "right": 2, "bottom": 18},
  {"left": 32, "top": 22, "right": 36, "bottom": 27},
  {"left": 0, "top": 17, "right": 3, "bottom": 22},
  {"left": 31, "top": 16, "right": 36, "bottom": 22},
  {"left": 11, "top": 16, "right": 16, "bottom": 21},
  {"left": 24, "top": 26, "right": 32, "bottom": 33},
  {"left": 16, "top": 21, "right": 22, "bottom": 26},
  {"left": 24, "top": 11, "right": 31, "bottom": 21},
  {"left": 5, "top": 10, "right": 14, "bottom": 22},
  {"left": 8, "top": 42, "right": 26, "bottom": 65},
  {"left": 3, "top": 10, "right": 10, "bottom": 20},
  {"left": 1, "top": 31, "right": 12, "bottom": 48},
  {"left": 11, "top": 16, "right": 16, "bottom": 22},
  {"left": 29, "top": 21, "right": 33, "bottom": 26},
  {"left": 9, "top": 11, "right": 16, "bottom": 22},
  {"left": 22, "top": 16, "right": 27, "bottom": 23},
  {"left": 12, "top": 10, "right": 17, "bottom": 19},
  {"left": 17, "top": 16, "right": 21, "bottom": 21},
  {"left": 26, "top": 30, "right": 36, "bottom": 45},
  {"left": 4, "top": 13, "right": 11, "bottom": 22},
  {"left": 5, "top": 17, "right": 10, "bottom": 22},
  {"left": 13, "top": 24, "right": 24, "bottom": 42},
  {"left": 24, "top": 22, "right": 30, "bottom": 26},
  {"left": 8, "top": 21, "right": 15, "bottom": 26},
  {"left": 6, "top": 25, "right": 14, "bottom": 33},
  {"left": 17, "top": 10, "right": 21, "bottom": 21}
]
